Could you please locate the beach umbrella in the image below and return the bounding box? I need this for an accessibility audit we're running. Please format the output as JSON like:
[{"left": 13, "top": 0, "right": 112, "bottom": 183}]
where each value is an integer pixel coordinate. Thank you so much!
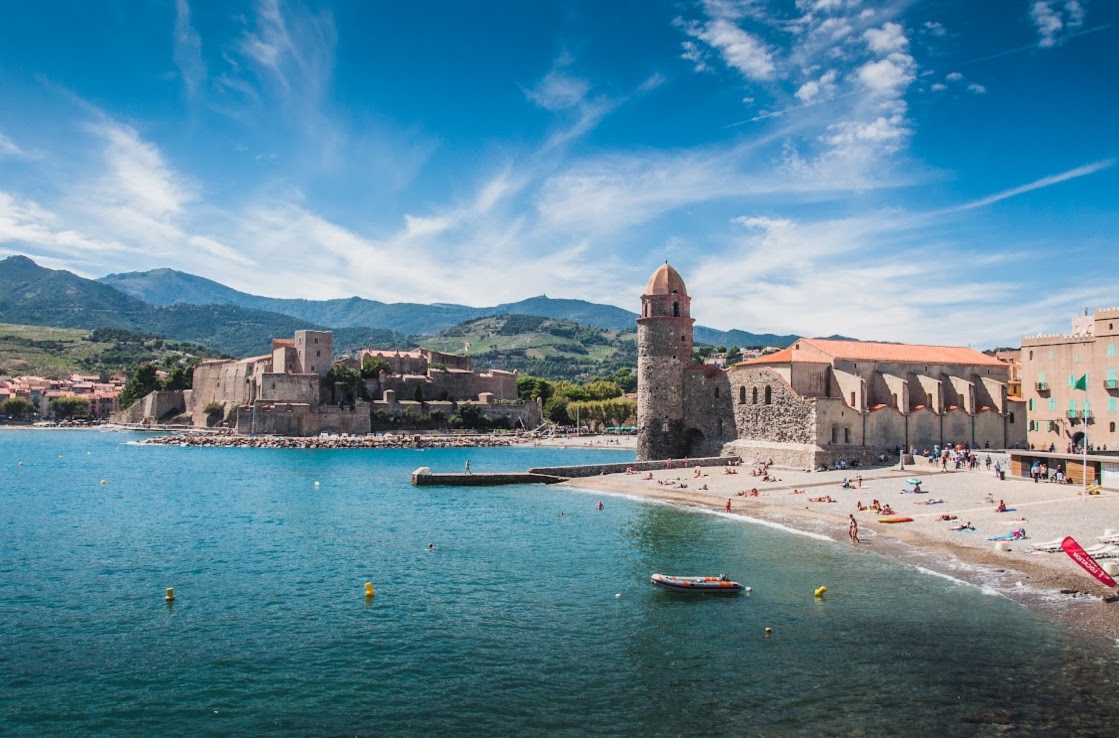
[{"left": 905, "top": 477, "right": 923, "bottom": 486}]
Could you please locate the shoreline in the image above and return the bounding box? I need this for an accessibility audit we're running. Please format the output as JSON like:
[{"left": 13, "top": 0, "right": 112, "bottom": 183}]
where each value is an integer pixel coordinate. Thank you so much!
[
  {"left": 131, "top": 429, "right": 639, "bottom": 451},
  {"left": 560, "top": 462, "right": 1119, "bottom": 645}
]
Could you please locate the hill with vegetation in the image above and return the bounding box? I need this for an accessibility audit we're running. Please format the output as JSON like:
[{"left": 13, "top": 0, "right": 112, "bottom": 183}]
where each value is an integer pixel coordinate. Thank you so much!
[
  {"left": 0, "top": 324, "right": 227, "bottom": 378},
  {"left": 416, "top": 314, "right": 636, "bottom": 381}
]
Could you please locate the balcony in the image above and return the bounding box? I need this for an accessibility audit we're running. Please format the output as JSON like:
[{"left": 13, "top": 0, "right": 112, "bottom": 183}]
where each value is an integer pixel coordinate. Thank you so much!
[
  {"left": 1105, "top": 379, "right": 1118, "bottom": 390},
  {"left": 1034, "top": 381, "right": 1050, "bottom": 392},
  {"left": 1067, "top": 409, "right": 1080, "bottom": 419}
]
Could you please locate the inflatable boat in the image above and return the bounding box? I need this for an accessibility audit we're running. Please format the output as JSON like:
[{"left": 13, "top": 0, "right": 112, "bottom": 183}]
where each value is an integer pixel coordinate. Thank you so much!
[
  {"left": 650, "top": 573, "right": 744, "bottom": 593},
  {"left": 877, "top": 516, "right": 914, "bottom": 524}
]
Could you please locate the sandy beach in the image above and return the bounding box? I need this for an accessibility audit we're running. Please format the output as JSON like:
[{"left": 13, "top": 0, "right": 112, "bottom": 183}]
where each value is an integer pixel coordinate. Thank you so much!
[{"left": 562, "top": 455, "right": 1119, "bottom": 642}]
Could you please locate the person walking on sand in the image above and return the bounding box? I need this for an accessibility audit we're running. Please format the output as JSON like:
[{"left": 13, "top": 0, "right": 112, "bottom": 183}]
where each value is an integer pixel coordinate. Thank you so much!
[
  {"left": 725, "top": 499, "right": 731, "bottom": 513},
  {"left": 848, "top": 514, "right": 859, "bottom": 544},
  {"left": 465, "top": 460, "right": 471, "bottom": 474}
]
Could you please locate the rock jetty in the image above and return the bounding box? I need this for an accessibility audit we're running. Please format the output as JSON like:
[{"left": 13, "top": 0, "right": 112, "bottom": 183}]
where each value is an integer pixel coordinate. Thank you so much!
[{"left": 140, "top": 433, "right": 521, "bottom": 450}]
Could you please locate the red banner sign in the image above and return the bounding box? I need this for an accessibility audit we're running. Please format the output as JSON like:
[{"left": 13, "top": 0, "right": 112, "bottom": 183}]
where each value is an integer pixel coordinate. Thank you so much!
[{"left": 1061, "top": 536, "right": 1119, "bottom": 588}]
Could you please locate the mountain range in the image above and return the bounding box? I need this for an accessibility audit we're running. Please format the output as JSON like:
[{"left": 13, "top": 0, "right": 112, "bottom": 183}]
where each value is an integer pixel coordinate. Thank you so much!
[
  {"left": 98, "top": 267, "right": 800, "bottom": 347},
  {"left": 0, "top": 254, "right": 805, "bottom": 361}
]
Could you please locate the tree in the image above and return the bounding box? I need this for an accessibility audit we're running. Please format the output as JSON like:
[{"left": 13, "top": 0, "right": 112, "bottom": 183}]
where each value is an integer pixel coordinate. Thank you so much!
[
  {"left": 3, "top": 397, "right": 34, "bottom": 419},
  {"left": 49, "top": 396, "right": 90, "bottom": 420},
  {"left": 361, "top": 356, "right": 391, "bottom": 378},
  {"left": 725, "top": 345, "right": 742, "bottom": 364},
  {"left": 162, "top": 362, "right": 192, "bottom": 391},
  {"left": 584, "top": 380, "right": 623, "bottom": 400},
  {"left": 118, "top": 363, "right": 161, "bottom": 409},
  {"left": 326, "top": 362, "right": 363, "bottom": 404},
  {"left": 517, "top": 376, "right": 553, "bottom": 402},
  {"left": 413, "top": 383, "right": 425, "bottom": 403}
]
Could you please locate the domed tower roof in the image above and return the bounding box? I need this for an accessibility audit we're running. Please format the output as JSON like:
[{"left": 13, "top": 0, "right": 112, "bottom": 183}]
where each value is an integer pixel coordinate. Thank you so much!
[{"left": 644, "top": 262, "right": 688, "bottom": 296}]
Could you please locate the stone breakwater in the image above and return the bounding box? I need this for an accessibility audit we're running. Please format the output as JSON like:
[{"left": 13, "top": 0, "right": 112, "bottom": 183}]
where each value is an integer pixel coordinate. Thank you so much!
[{"left": 140, "top": 434, "right": 520, "bottom": 450}]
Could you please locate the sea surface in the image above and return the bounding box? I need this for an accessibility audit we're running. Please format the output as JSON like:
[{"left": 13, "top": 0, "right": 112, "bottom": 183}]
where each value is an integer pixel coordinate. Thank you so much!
[{"left": 2, "top": 430, "right": 1118, "bottom": 737}]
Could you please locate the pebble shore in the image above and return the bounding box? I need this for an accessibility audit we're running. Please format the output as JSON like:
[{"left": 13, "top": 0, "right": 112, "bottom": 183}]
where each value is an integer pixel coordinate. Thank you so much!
[{"left": 140, "top": 433, "right": 521, "bottom": 449}]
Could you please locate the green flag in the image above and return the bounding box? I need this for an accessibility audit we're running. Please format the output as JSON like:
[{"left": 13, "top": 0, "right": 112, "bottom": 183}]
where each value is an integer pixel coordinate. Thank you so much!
[{"left": 1073, "top": 374, "right": 1088, "bottom": 391}]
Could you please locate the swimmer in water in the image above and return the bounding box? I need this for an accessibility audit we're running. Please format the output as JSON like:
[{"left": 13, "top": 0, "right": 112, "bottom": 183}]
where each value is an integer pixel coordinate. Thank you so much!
[{"left": 427, "top": 543, "right": 436, "bottom": 550}]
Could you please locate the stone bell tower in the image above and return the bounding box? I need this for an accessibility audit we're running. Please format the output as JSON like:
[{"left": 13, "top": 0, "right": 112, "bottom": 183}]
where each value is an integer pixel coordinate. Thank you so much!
[{"left": 637, "top": 262, "right": 694, "bottom": 461}]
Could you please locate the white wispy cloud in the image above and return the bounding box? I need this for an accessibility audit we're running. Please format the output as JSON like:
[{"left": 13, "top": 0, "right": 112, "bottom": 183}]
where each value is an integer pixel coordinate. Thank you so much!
[
  {"left": 951, "top": 159, "right": 1115, "bottom": 212},
  {"left": 678, "top": 17, "right": 777, "bottom": 81},
  {"left": 173, "top": 0, "right": 206, "bottom": 96},
  {"left": 0, "top": 132, "right": 26, "bottom": 158},
  {"left": 1030, "top": 0, "right": 1086, "bottom": 47},
  {"left": 967, "top": 83, "right": 986, "bottom": 94}
]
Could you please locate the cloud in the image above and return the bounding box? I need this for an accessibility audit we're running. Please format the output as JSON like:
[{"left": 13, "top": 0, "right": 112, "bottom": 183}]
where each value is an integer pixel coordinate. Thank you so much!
[
  {"left": 0, "top": 132, "right": 26, "bottom": 158},
  {"left": 951, "top": 159, "right": 1115, "bottom": 212},
  {"left": 679, "top": 17, "right": 777, "bottom": 81},
  {"left": 237, "top": 0, "right": 337, "bottom": 102},
  {"left": 930, "top": 83, "right": 947, "bottom": 91},
  {"left": 945, "top": 72, "right": 963, "bottom": 81},
  {"left": 525, "top": 69, "right": 590, "bottom": 111},
  {"left": 922, "top": 21, "right": 947, "bottom": 37},
  {"left": 1030, "top": 0, "right": 1086, "bottom": 47},
  {"left": 795, "top": 68, "right": 838, "bottom": 102},
  {"left": 863, "top": 22, "right": 909, "bottom": 54},
  {"left": 173, "top": 0, "right": 206, "bottom": 96},
  {"left": 967, "top": 83, "right": 986, "bottom": 94}
]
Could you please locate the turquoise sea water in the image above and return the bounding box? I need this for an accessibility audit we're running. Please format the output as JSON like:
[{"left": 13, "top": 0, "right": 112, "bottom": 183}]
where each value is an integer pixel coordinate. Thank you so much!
[{"left": 2, "top": 430, "right": 1118, "bottom": 737}]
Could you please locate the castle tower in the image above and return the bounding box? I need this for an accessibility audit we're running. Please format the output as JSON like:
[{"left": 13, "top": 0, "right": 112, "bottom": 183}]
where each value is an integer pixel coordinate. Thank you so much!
[
  {"left": 637, "top": 262, "right": 694, "bottom": 461},
  {"left": 294, "top": 330, "right": 333, "bottom": 378}
]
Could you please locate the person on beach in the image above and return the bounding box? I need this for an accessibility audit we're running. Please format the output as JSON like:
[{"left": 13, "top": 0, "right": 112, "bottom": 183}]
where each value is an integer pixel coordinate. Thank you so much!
[
  {"left": 995, "top": 499, "right": 1007, "bottom": 512},
  {"left": 725, "top": 499, "right": 731, "bottom": 513},
  {"left": 465, "top": 460, "right": 471, "bottom": 474},
  {"left": 849, "top": 514, "right": 859, "bottom": 544},
  {"left": 596, "top": 501, "right": 604, "bottom": 510},
  {"left": 856, "top": 474, "right": 862, "bottom": 489}
]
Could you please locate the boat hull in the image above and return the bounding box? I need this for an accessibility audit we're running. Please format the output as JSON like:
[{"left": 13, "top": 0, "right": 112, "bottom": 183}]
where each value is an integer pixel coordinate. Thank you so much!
[{"left": 650, "top": 573, "right": 744, "bottom": 593}]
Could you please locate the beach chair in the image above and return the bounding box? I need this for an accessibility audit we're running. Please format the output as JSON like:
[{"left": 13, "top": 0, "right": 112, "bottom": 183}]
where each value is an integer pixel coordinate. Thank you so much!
[
  {"left": 1082, "top": 543, "right": 1119, "bottom": 558},
  {"left": 1029, "top": 538, "right": 1065, "bottom": 553},
  {"left": 1096, "top": 533, "right": 1119, "bottom": 545}
]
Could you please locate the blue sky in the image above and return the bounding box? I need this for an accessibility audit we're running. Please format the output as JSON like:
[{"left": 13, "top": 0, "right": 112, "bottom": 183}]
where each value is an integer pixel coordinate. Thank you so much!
[{"left": 0, "top": 0, "right": 1115, "bottom": 347}]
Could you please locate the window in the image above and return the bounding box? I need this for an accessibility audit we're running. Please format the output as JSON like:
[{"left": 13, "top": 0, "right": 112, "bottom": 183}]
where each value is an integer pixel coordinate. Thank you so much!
[
  {"left": 1049, "top": 349, "right": 1055, "bottom": 360},
  {"left": 892, "top": 393, "right": 898, "bottom": 407},
  {"left": 1070, "top": 374, "right": 1076, "bottom": 388},
  {"left": 314, "top": 338, "right": 318, "bottom": 344},
  {"left": 831, "top": 426, "right": 838, "bottom": 443},
  {"left": 316, "top": 350, "right": 321, "bottom": 357},
  {"left": 1075, "top": 354, "right": 1082, "bottom": 363},
  {"left": 1049, "top": 398, "right": 1057, "bottom": 411},
  {"left": 850, "top": 391, "right": 856, "bottom": 407},
  {"left": 1029, "top": 398, "right": 1035, "bottom": 411},
  {"left": 1039, "top": 371, "right": 1046, "bottom": 383},
  {"left": 843, "top": 427, "right": 850, "bottom": 444},
  {"left": 661, "top": 418, "right": 669, "bottom": 432},
  {"left": 1110, "top": 344, "right": 1116, "bottom": 357},
  {"left": 1009, "top": 412, "right": 1015, "bottom": 423},
  {"left": 716, "top": 418, "right": 723, "bottom": 435},
  {"left": 1110, "top": 398, "right": 1117, "bottom": 413},
  {"left": 739, "top": 386, "right": 746, "bottom": 404},
  {"left": 1029, "top": 420, "right": 1037, "bottom": 431},
  {"left": 764, "top": 386, "right": 772, "bottom": 405},
  {"left": 1112, "top": 422, "right": 1117, "bottom": 433},
  {"left": 752, "top": 387, "right": 758, "bottom": 404},
  {"left": 1028, "top": 350, "right": 1034, "bottom": 361},
  {"left": 926, "top": 392, "right": 933, "bottom": 407},
  {"left": 714, "top": 387, "right": 719, "bottom": 398},
  {"left": 673, "top": 302, "right": 680, "bottom": 317},
  {"left": 1110, "top": 368, "right": 1117, "bottom": 382},
  {"left": 1069, "top": 400, "right": 1077, "bottom": 412}
]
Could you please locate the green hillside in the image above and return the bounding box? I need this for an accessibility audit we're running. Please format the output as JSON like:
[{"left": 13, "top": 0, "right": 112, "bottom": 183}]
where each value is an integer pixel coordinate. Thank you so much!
[
  {"left": 0, "top": 324, "right": 226, "bottom": 378},
  {"left": 417, "top": 314, "right": 637, "bottom": 381}
]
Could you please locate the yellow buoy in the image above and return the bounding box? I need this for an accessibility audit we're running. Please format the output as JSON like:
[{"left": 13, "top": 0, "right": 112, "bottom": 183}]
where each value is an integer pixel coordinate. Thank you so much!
[
  {"left": 165, "top": 587, "right": 175, "bottom": 602},
  {"left": 364, "top": 582, "right": 375, "bottom": 598},
  {"left": 814, "top": 586, "right": 827, "bottom": 598},
  {"left": 765, "top": 627, "right": 773, "bottom": 634},
  {"left": 100, "top": 480, "right": 107, "bottom": 486},
  {"left": 59, "top": 455, "right": 64, "bottom": 459},
  {"left": 18, "top": 461, "right": 23, "bottom": 466}
]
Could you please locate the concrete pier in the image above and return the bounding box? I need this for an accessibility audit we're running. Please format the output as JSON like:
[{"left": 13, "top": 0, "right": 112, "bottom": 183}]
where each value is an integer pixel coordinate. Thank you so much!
[{"left": 411, "top": 471, "right": 568, "bottom": 486}]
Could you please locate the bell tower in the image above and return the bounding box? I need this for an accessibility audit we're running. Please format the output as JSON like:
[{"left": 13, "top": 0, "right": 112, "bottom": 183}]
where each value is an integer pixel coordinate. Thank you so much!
[{"left": 637, "top": 262, "right": 694, "bottom": 461}]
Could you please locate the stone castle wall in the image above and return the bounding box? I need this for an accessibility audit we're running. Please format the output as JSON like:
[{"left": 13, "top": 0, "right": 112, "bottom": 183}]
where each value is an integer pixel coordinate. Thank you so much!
[
  {"left": 682, "top": 369, "right": 735, "bottom": 457},
  {"left": 637, "top": 316, "right": 694, "bottom": 460}
]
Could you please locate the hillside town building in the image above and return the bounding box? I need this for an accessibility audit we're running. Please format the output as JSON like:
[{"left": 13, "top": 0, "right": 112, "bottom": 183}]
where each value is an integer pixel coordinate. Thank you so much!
[
  {"left": 636, "top": 263, "right": 1026, "bottom": 467},
  {"left": 1, "top": 374, "right": 123, "bottom": 419}
]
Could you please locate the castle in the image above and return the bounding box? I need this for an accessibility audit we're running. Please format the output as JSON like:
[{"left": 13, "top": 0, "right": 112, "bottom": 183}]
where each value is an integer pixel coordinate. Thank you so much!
[
  {"left": 114, "top": 330, "right": 538, "bottom": 434},
  {"left": 636, "top": 263, "right": 1026, "bottom": 467}
]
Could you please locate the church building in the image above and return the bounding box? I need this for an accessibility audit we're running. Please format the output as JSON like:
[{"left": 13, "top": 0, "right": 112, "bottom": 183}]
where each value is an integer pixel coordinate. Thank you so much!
[{"left": 636, "top": 264, "right": 1026, "bottom": 467}]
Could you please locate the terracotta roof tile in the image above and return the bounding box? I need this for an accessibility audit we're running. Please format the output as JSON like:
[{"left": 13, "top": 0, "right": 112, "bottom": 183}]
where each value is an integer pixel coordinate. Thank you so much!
[
  {"left": 795, "top": 338, "right": 1004, "bottom": 367},
  {"left": 736, "top": 348, "right": 829, "bottom": 366}
]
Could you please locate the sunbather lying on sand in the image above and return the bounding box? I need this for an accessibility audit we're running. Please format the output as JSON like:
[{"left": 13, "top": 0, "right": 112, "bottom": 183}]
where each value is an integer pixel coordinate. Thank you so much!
[
  {"left": 642, "top": 473, "right": 653, "bottom": 480},
  {"left": 914, "top": 498, "right": 945, "bottom": 505},
  {"left": 936, "top": 514, "right": 958, "bottom": 521},
  {"left": 950, "top": 521, "right": 975, "bottom": 531},
  {"left": 879, "top": 504, "right": 896, "bottom": 515},
  {"left": 809, "top": 495, "right": 835, "bottom": 503}
]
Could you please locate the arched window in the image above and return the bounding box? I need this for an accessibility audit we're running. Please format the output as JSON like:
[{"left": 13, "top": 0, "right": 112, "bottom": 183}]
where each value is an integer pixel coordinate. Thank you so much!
[
  {"left": 926, "top": 392, "right": 933, "bottom": 407},
  {"left": 752, "top": 387, "right": 758, "bottom": 404},
  {"left": 1029, "top": 350, "right": 1033, "bottom": 361},
  {"left": 1110, "top": 422, "right": 1116, "bottom": 433},
  {"left": 714, "top": 386, "right": 719, "bottom": 398},
  {"left": 764, "top": 385, "right": 772, "bottom": 405},
  {"left": 673, "top": 302, "right": 680, "bottom": 317},
  {"left": 739, "top": 386, "right": 746, "bottom": 404},
  {"left": 643, "top": 303, "right": 649, "bottom": 317}
]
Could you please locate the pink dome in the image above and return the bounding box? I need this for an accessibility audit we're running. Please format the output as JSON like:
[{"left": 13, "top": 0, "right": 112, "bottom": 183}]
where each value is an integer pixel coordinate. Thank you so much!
[{"left": 644, "top": 262, "right": 688, "bottom": 296}]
